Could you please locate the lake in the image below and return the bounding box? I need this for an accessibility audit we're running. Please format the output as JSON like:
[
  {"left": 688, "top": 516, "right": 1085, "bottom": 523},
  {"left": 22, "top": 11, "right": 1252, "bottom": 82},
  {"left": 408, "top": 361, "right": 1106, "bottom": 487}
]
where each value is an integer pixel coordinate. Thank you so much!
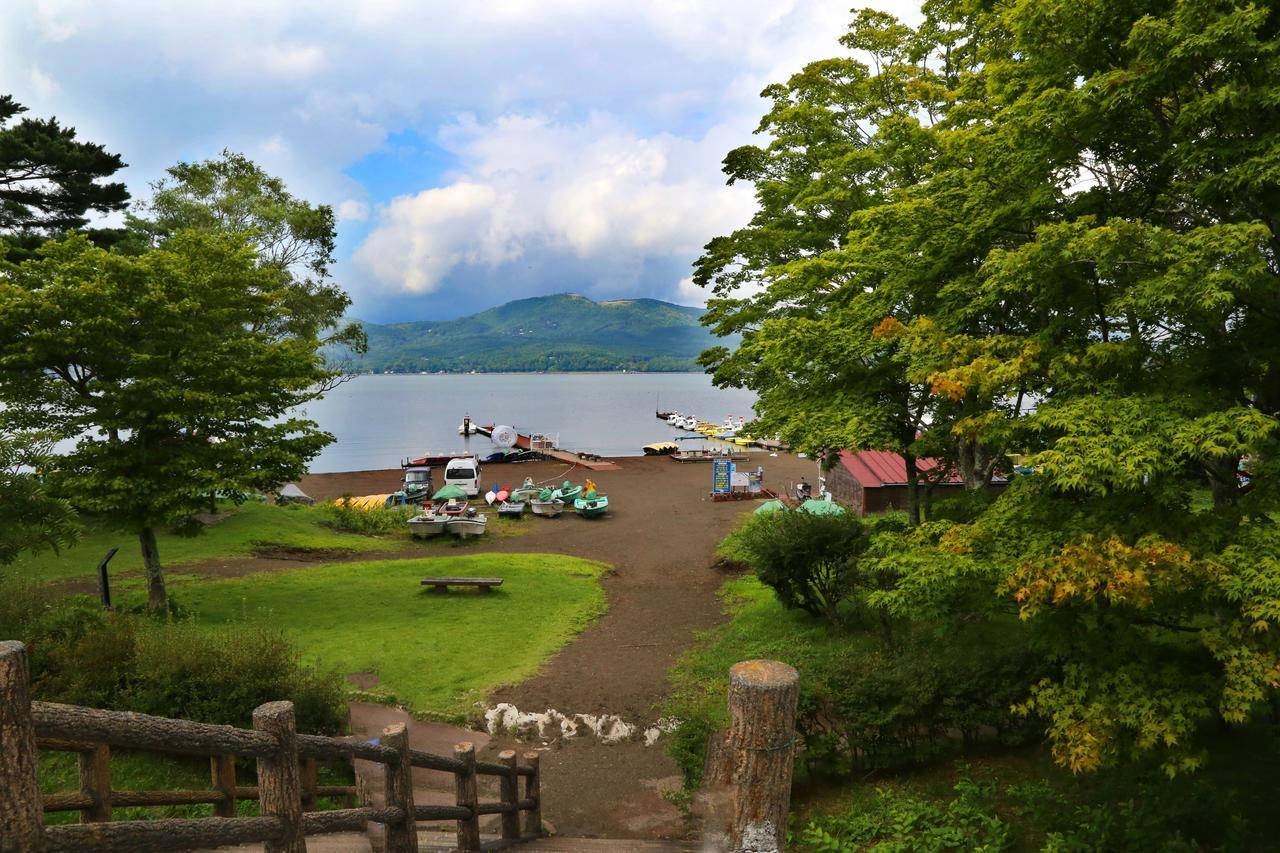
[{"left": 299, "top": 373, "right": 757, "bottom": 473}]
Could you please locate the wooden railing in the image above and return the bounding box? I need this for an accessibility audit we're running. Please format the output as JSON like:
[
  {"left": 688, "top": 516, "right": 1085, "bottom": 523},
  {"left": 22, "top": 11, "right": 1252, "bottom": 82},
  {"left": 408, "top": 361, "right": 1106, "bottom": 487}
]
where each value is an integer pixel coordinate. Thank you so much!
[{"left": 0, "top": 641, "right": 542, "bottom": 852}]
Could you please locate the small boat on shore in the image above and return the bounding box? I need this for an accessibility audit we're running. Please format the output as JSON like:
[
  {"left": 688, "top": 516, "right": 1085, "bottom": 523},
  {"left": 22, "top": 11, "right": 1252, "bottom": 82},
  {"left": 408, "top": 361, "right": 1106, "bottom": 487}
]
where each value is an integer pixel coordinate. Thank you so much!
[
  {"left": 643, "top": 441, "right": 679, "bottom": 456},
  {"left": 446, "top": 511, "right": 488, "bottom": 538},
  {"left": 530, "top": 489, "right": 565, "bottom": 517},
  {"left": 574, "top": 491, "right": 610, "bottom": 518},
  {"left": 510, "top": 477, "right": 541, "bottom": 503},
  {"left": 407, "top": 510, "right": 449, "bottom": 538},
  {"left": 553, "top": 481, "right": 583, "bottom": 502},
  {"left": 498, "top": 500, "right": 527, "bottom": 518}
]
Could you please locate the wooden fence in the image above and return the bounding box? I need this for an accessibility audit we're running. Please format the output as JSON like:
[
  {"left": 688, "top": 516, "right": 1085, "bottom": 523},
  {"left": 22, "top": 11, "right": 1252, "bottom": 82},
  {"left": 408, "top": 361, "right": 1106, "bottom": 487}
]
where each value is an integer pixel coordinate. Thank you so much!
[{"left": 0, "top": 641, "right": 542, "bottom": 853}]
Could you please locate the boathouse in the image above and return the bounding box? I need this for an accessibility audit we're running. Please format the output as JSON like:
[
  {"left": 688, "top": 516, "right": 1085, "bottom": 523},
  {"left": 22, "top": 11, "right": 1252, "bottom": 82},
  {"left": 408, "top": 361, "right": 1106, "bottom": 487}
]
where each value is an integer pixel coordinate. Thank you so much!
[{"left": 826, "top": 450, "right": 969, "bottom": 516}]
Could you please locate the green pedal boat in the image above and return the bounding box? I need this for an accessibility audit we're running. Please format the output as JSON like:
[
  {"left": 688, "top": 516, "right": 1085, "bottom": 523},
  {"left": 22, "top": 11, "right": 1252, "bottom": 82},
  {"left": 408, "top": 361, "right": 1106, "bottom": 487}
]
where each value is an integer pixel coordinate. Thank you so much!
[{"left": 574, "top": 491, "right": 609, "bottom": 518}]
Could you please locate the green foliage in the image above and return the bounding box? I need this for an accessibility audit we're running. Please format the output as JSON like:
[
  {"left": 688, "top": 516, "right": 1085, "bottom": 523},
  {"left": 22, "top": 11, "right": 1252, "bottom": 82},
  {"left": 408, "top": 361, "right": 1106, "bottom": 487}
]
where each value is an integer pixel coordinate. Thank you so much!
[
  {"left": 696, "top": 0, "right": 1280, "bottom": 778},
  {"left": 319, "top": 501, "right": 419, "bottom": 535},
  {"left": 352, "top": 293, "right": 732, "bottom": 373},
  {"left": 0, "top": 94, "right": 129, "bottom": 251},
  {"left": 666, "top": 577, "right": 1040, "bottom": 784},
  {"left": 729, "top": 509, "right": 893, "bottom": 627},
  {"left": 1, "top": 582, "right": 345, "bottom": 733},
  {"left": 801, "top": 777, "right": 1011, "bottom": 852},
  {"left": 0, "top": 229, "right": 350, "bottom": 610},
  {"left": 0, "top": 433, "right": 77, "bottom": 565}
]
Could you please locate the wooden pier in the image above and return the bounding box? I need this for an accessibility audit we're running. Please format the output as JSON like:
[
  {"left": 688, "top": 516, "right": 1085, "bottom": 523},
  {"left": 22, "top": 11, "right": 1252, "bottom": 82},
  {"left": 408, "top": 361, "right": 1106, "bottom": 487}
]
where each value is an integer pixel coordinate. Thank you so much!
[{"left": 474, "top": 425, "right": 620, "bottom": 471}]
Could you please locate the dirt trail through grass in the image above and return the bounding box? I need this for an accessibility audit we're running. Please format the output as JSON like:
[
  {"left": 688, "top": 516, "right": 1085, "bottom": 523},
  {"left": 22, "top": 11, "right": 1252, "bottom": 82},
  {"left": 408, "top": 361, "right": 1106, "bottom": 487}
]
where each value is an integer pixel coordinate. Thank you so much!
[{"left": 300, "top": 454, "right": 816, "bottom": 840}]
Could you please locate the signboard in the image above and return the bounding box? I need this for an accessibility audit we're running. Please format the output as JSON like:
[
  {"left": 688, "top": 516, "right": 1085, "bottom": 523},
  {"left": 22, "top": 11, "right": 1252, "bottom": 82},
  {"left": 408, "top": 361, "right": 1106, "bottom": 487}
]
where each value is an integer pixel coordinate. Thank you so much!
[
  {"left": 730, "top": 472, "right": 749, "bottom": 488},
  {"left": 712, "top": 460, "right": 733, "bottom": 494}
]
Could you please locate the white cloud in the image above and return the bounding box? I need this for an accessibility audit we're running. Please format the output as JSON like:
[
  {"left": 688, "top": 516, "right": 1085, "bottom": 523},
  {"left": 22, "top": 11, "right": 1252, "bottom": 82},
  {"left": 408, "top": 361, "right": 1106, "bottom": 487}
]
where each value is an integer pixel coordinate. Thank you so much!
[
  {"left": 354, "top": 112, "right": 755, "bottom": 295},
  {"left": 336, "top": 199, "right": 369, "bottom": 222},
  {"left": 27, "top": 67, "right": 60, "bottom": 97}
]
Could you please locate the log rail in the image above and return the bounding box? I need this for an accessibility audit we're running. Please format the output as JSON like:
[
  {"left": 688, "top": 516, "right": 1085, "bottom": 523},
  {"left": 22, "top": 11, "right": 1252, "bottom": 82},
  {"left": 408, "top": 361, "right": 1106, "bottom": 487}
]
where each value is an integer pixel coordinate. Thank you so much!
[{"left": 0, "top": 641, "right": 542, "bottom": 853}]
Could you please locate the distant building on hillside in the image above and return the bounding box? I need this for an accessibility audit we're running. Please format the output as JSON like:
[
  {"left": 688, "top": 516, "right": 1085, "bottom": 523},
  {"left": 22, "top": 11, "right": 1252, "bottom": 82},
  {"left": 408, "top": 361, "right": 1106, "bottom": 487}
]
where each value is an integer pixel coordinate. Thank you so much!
[{"left": 826, "top": 450, "right": 998, "bottom": 516}]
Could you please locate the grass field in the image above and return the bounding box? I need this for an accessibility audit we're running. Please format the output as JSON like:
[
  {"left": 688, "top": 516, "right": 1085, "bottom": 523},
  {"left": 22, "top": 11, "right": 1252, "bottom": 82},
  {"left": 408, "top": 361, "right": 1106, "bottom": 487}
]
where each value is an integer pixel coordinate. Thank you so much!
[
  {"left": 6, "top": 501, "right": 532, "bottom": 587},
  {"left": 172, "top": 553, "right": 608, "bottom": 719}
]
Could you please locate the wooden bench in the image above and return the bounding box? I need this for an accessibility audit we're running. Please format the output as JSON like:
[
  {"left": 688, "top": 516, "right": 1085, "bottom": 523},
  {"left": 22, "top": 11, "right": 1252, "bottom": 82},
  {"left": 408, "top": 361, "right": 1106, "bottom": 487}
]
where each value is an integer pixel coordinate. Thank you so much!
[{"left": 420, "top": 577, "right": 504, "bottom": 593}]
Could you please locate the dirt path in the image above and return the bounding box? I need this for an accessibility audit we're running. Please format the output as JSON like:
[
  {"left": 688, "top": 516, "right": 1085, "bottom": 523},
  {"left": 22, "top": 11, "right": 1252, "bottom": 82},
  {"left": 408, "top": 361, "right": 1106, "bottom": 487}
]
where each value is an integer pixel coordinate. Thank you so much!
[{"left": 181, "top": 453, "right": 816, "bottom": 839}]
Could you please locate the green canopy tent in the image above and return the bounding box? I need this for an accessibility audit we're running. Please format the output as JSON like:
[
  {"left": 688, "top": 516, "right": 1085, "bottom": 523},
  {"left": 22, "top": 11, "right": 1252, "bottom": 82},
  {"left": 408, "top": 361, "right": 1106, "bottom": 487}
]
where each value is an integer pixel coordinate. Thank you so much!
[
  {"left": 432, "top": 484, "right": 469, "bottom": 501},
  {"left": 800, "top": 498, "right": 845, "bottom": 515},
  {"left": 754, "top": 499, "right": 786, "bottom": 515}
]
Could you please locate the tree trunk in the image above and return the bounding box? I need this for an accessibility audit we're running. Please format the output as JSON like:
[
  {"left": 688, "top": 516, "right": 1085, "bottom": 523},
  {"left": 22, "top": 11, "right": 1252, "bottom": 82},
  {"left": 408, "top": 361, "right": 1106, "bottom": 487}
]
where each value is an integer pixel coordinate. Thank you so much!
[
  {"left": 1205, "top": 456, "right": 1241, "bottom": 508},
  {"left": 139, "top": 526, "right": 167, "bottom": 613},
  {"left": 903, "top": 453, "right": 921, "bottom": 526}
]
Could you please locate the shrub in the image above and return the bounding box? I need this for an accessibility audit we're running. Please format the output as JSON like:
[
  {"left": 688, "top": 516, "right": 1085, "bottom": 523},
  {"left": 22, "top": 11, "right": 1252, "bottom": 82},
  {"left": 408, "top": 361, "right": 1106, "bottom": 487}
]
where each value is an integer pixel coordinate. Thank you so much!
[
  {"left": 319, "top": 500, "right": 417, "bottom": 535},
  {"left": 800, "top": 777, "right": 1011, "bottom": 852},
  {"left": 730, "top": 509, "right": 889, "bottom": 626},
  {"left": 2, "top": 579, "right": 346, "bottom": 734}
]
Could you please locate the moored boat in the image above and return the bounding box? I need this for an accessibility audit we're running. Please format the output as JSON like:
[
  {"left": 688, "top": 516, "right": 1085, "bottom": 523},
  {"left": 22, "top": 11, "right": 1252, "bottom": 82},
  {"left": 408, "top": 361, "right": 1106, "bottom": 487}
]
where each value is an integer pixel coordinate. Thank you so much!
[
  {"left": 643, "top": 441, "right": 679, "bottom": 456},
  {"left": 530, "top": 497, "right": 565, "bottom": 517}
]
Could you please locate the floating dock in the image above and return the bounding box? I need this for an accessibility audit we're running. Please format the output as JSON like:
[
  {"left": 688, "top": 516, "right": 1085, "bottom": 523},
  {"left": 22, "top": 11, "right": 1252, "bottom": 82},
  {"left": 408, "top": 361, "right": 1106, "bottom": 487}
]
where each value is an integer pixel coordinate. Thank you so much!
[{"left": 474, "top": 424, "right": 620, "bottom": 471}]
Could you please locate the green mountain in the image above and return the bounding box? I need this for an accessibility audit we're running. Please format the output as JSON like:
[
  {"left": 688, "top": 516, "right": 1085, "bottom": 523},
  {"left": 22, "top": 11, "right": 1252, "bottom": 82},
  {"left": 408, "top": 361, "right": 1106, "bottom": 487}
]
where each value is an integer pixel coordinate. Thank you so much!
[{"left": 350, "top": 293, "right": 726, "bottom": 373}]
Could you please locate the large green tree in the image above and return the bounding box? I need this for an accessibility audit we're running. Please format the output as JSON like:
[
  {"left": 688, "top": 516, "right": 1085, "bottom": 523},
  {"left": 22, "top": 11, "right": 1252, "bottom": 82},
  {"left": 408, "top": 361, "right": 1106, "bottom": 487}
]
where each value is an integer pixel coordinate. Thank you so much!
[
  {"left": 0, "top": 231, "right": 343, "bottom": 611},
  {"left": 0, "top": 95, "right": 129, "bottom": 256},
  {"left": 129, "top": 151, "right": 364, "bottom": 368},
  {"left": 700, "top": 0, "right": 1280, "bottom": 776}
]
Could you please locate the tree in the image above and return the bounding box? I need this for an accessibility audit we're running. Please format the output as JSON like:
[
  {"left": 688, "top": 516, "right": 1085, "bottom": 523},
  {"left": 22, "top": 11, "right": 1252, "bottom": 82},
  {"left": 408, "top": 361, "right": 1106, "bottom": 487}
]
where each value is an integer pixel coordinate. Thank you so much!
[
  {"left": 700, "top": 0, "right": 1280, "bottom": 777},
  {"left": 0, "top": 433, "right": 78, "bottom": 566},
  {"left": 129, "top": 151, "right": 364, "bottom": 367},
  {"left": 694, "top": 8, "right": 1033, "bottom": 523},
  {"left": 0, "top": 232, "right": 343, "bottom": 611},
  {"left": 0, "top": 95, "right": 129, "bottom": 257}
]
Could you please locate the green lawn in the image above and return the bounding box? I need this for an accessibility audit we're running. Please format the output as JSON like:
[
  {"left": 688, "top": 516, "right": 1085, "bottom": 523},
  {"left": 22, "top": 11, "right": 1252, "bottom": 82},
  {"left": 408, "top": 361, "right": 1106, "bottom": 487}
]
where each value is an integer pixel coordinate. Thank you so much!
[
  {"left": 10, "top": 501, "right": 533, "bottom": 587},
  {"left": 8, "top": 502, "right": 414, "bottom": 586},
  {"left": 173, "top": 553, "right": 608, "bottom": 719}
]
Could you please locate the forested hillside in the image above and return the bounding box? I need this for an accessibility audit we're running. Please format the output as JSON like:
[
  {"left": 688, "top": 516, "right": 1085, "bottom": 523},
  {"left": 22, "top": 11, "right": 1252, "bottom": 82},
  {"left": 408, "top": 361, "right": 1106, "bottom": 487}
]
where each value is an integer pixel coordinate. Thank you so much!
[{"left": 352, "top": 293, "right": 721, "bottom": 372}]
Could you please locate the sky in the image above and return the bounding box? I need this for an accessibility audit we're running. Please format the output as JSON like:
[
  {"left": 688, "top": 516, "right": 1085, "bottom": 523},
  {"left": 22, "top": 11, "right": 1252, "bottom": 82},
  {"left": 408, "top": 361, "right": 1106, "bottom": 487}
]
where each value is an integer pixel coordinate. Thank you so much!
[{"left": 1, "top": 0, "right": 918, "bottom": 323}]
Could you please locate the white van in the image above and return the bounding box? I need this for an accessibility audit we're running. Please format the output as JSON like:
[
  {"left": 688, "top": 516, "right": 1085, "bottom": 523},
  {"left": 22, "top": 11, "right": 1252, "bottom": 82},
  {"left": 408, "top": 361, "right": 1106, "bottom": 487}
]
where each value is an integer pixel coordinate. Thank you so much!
[{"left": 443, "top": 456, "right": 482, "bottom": 497}]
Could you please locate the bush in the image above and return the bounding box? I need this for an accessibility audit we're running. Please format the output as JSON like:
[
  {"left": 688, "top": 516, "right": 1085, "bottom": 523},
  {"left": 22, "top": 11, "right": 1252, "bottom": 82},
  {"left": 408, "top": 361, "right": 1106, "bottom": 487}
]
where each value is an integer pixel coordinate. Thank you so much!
[
  {"left": 801, "top": 777, "right": 1011, "bottom": 852},
  {"left": 730, "top": 509, "right": 894, "bottom": 626},
  {"left": 319, "top": 500, "right": 417, "bottom": 535},
  {"left": 2, "top": 580, "right": 346, "bottom": 733}
]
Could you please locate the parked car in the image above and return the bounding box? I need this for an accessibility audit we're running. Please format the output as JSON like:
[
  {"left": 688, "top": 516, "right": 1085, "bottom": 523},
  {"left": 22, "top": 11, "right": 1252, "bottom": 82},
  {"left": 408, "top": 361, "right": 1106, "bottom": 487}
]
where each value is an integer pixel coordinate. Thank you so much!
[{"left": 443, "top": 456, "right": 482, "bottom": 497}]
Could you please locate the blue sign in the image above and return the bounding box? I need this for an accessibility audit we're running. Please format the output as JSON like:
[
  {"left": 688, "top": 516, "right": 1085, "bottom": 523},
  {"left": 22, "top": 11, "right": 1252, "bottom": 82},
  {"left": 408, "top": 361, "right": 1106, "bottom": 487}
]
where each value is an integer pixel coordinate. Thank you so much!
[{"left": 712, "top": 460, "right": 733, "bottom": 494}]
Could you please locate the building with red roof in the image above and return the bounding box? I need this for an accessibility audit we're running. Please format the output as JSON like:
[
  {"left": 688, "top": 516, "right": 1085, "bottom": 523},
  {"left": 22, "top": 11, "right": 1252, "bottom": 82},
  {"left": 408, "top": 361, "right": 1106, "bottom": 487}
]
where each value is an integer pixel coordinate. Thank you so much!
[{"left": 826, "top": 450, "right": 969, "bottom": 516}]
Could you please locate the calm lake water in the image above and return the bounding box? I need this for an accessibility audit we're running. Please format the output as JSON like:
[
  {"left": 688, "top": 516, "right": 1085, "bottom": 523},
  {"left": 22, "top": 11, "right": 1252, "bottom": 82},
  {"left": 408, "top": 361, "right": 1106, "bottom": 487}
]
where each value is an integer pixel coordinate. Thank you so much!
[{"left": 299, "top": 373, "right": 757, "bottom": 473}]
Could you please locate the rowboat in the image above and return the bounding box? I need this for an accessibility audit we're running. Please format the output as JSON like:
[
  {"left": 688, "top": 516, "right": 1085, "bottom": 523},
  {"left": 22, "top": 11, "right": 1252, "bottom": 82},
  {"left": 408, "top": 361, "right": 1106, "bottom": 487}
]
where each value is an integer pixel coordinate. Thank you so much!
[
  {"left": 574, "top": 492, "right": 609, "bottom": 518},
  {"left": 407, "top": 511, "right": 449, "bottom": 538},
  {"left": 530, "top": 497, "right": 565, "bottom": 517},
  {"left": 498, "top": 500, "right": 527, "bottom": 518},
  {"left": 446, "top": 512, "right": 488, "bottom": 538}
]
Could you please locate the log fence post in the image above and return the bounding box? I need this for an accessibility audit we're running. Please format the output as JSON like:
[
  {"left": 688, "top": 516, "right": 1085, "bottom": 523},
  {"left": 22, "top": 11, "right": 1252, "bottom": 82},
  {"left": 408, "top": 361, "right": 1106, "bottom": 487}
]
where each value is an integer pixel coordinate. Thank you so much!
[
  {"left": 380, "top": 724, "right": 417, "bottom": 853},
  {"left": 299, "top": 758, "right": 318, "bottom": 812},
  {"left": 453, "top": 743, "right": 481, "bottom": 851},
  {"left": 0, "top": 640, "right": 44, "bottom": 852},
  {"left": 728, "top": 660, "right": 799, "bottom": 853},
  {"left": 252, "top": 701, "right": 305, "bottom": 853},
  {"left": 498, "top": 750, "right": 520, "bottom": 841},
  {"left": 211, "top": 754, "right": 237, "bottom": 818},
  {"left": 522, "top": 751, "right": 542, "bottom": 838},
  {"left": 77, "top": 742, "right": 112, "bottom": 823}
]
